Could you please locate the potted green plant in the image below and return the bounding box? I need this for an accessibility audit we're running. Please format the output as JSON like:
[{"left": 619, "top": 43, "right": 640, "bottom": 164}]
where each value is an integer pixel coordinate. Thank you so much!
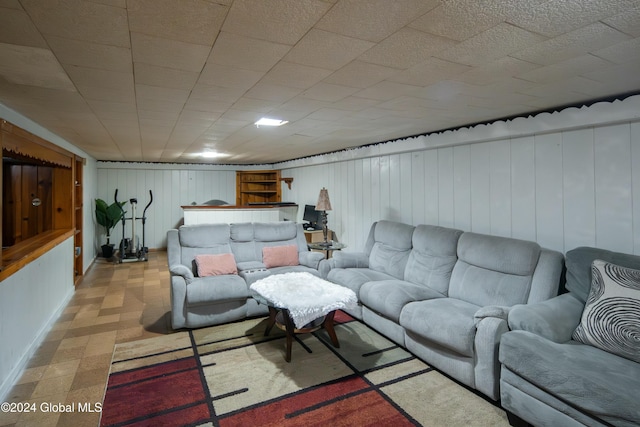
[{"left": 96, "top": 198, "right": 126, "bottom": 258}]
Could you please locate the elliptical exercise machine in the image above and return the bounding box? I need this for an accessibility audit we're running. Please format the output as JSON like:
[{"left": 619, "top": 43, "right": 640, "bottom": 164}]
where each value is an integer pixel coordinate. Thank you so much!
[{"left": 114, "top": 189, "right": 153, "bottom": 263}]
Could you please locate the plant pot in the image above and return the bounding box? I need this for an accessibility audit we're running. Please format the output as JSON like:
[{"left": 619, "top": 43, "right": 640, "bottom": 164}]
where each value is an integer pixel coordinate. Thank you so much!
[{"left": 102, "top": 244, "right": 115, "bottom": 258}]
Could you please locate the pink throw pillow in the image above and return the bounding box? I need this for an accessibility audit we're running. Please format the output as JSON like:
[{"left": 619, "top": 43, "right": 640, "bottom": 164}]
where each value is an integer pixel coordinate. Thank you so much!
[
  {"left": 262, "top": 245, "right": 299, "bottom": 268},
  {"left": 194, "top": 253, "right": 238, "bottom": 277}
]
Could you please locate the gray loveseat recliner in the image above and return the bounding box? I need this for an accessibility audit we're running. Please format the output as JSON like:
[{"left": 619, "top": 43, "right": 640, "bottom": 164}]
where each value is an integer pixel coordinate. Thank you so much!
[
  {"left": 499, "top": 246, "right": 640, "bottom": 427},
  {"left": 320, "top": 220, "right": 564, "bottom": 400},
  {"left": 167, "top": 221, "right": 325, "bottom": 329}
]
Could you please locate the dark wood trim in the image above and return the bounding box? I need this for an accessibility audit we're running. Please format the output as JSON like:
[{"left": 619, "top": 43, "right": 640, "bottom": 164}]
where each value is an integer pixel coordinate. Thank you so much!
[{"left": 0, "top": 229, "right": 74, "bottom": 282}]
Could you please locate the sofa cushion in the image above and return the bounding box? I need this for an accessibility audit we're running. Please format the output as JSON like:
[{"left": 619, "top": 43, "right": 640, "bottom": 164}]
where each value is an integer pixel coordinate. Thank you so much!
[
  {"left": 368, "top": 221, "right": 414, "bottom": 279},
  {"left": 327, "top": 268, "right": 396, "bottom": 297},
  {"left": 449, "top": 233, "right": 541, "bottom": 307},
  {"left": 565, "top": 246, "right": 640, "bottom": 303},
  {"left": 262, "top": 245, "right": 299, "bottom": 268},
  {"left": 572, "top": 260, "right": 640, "bottom": 364},
  {"left": 178, "top": 224, "right": 233, "bottom": 266},
  {"left": 404, "top": 225, "right": 462, "bottom": 294},
  {"left": 186, "top": 275, "right": 249, "bottom": 305},
  {"left": 195, "top": 253, "right": 238, "bottom": 277},
  {"left": 500, "top": 330, "right": 640, "bottom": 427},
  {"left": 400, "top": 298, "right": 479, "bottom": 357},
  {"left": 254, "top": 221, "right": 298, "bottom": 241},
  {"left": 360, "top": 280, "right": 445, "bottom": 323}
]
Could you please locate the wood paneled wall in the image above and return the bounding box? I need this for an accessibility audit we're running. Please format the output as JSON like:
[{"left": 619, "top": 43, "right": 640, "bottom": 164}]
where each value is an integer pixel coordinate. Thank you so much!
[
  {"left": 95, "top": 167, "right": 236, "bottom": 250},
  {"left": 282, "top": 122, "right": 640, "bottom": 255}
]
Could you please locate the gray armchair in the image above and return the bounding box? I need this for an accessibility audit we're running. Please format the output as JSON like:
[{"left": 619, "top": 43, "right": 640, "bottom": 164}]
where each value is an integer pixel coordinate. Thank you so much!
[{"left": 499, "top": 247, "right": 640, "bottom": 427}]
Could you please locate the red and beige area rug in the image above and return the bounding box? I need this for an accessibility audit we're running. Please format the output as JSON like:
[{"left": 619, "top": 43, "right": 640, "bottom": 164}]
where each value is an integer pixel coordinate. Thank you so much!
[{"left": 100, "top": 312, "right": 508, "bottom": 426}]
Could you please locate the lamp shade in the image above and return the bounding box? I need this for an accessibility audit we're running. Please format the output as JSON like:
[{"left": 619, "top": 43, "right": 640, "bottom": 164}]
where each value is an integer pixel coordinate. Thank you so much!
[{"left": 315, "top": 187, "right": 332, "bottom": 211}]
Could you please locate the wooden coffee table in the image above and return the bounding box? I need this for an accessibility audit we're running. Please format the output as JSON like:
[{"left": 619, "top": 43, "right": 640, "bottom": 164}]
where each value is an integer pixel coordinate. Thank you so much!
[{"left": 250, "top": 272, "right": 357, "bottom": 362}]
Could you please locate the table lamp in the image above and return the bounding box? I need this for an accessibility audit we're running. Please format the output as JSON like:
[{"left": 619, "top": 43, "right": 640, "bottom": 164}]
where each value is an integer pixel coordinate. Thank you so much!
[{"left": 315, "top": 187, "right": 332, "bottom": 246}]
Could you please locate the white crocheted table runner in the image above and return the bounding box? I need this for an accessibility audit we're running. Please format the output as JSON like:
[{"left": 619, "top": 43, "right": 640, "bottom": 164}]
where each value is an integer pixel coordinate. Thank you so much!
[{"left": 250, "top": 272, "right": 357, "bottom": 329}]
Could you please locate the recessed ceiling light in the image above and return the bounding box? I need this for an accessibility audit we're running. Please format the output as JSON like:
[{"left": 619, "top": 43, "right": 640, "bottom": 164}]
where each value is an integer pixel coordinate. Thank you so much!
[
  {"left": 255, "top": 117, "right": 289, "bottom": 127},
  {"left": 198, "top": 151, "right": 228, "bottom": 159}
]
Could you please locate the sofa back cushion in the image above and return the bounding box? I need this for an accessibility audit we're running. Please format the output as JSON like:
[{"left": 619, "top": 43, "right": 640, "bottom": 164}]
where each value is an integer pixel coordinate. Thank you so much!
[
  {"left": 566, "top": 246, "right": 640, "bottom": 303},
  {"left": 449, "top": 232, "right": 541, "bottom": 307},
  {"left": 368, "top": 220, "right": 415, "bottom": 280},
  {"left": 178, "top": 224, "right": 232, "bottom": 267},
  {"left": 404, "top": 225, "right": 463, "bottom": 294},
  {"left": 230, "top": 222, "right": 305, "bottom": 263}
]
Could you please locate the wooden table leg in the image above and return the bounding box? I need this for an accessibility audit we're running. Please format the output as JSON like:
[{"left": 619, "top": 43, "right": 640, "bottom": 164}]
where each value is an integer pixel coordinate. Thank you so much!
[
  {"left": 282, "top": 309, "right": 295, "bottom": 362},
  {"left": 264, "top": 306, "right": 277, "bottom": 336},
  {"left": 323, "top": 310, "right": 340, "bottom": 348}
]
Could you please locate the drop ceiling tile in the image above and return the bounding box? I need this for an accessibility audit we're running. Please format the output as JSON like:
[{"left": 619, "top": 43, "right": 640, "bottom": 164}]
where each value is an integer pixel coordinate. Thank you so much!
[
  {"left": 184, "top": 98, "right": 233, "bottom": 113},
  {"left": 305, "top": 108, "right": 351, "bottom": 121},
  {"left": 0, "top": 43, "right": 76, "bottom": 90},
  {"left": 137, "top": 98, "right": 184, "bottom": 114},
  {"left": 603, "top": 4, "right": 640, "bottom": 37},
  {"left": 506, "top": 0, "right": 635, "bottom": 38},
  {"left": 453, "top": 57, "right": 540, "bottom": 85},
  {"left": 283, "top": 29, "right": 375, "bottom": 70},
  {"left": 511, "top": 22, "right": 631, "bottom": 65},
  {"left": 331, "top": 96, "right": 380, "bottom": 111},
  {"left": 65, "top": 64, "right": 133, "bottom": 90},
  {"left": 131, "top": 32, "right": 210, "bottom": 72},
  {"left": 355, "top": 81, "right": 423, "bottom": 101},
  {"left": 322, "top": 60, "right": 398, "bottom": 89},
  {"left": 231, "top": 97, "right": 279, "bottom": 113},
  {"left": 20, "top": 0, "right": 130, "bottom": 47},
  {"left": 222, "top": 0, "right": 331, "bottom": 45},
  {"left": 387, "top": 57, "right": 471, "bottom": 87},
  {"left": 198, "top": 63, "right": 263, "bottom": 89},
  {"left": 261, "top": 62, "right": 332, "bottom": 89},
  {"left": 243, "top": 83, "right": 302, "bottom": 103},
  {"left": 76, "top": 85, "right": 135, "bottom": 103},
  {"left": 133, "top": 63, "right": 198, "bottom": 90},
  {"left": 517, "top": 54, "right": 613, "bottom": 84},
  {"left": 435, "top": 23, "right": 546, "bottom": 66},
  {"left": 591, "top": 37, "right": 640, "bottom": 64},
  {"left": 189, "top": 83, "right": 245, "bottom": 102},
  {"left": 359, "top": 28, "right": 457, "bottom": 69},
  {"left": 409, "top": 0, "right": 520, "bottom": 41},
  {"left": 135, "top": 84, "right": 190, "bottom": 104},
  {"left": 300, "top": 82, "right": 360, "bottom": 102},
  {"left": 583, "top": 59, "right": 640, "bottom": 89},
  {"left": 127, "top": 0, "right": 228, "bottom": 45},
  {"left": 48, "top": 38, "right": 131, "bottom": 75},
  {"left": 316, "top": 0, "right": 439, "bottom": 42},
  {"left": 208, "top": 31, "right": 291, "bottom": 72},
  {"left": 0, "top": 7, "right": 47, "bottom": 47}
]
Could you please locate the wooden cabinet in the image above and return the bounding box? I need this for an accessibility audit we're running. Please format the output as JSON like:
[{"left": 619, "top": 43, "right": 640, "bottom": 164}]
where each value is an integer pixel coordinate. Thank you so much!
[
  {"left": 73, "top": 156, "right": 83, "bottom": 285},
  {"left": 236, "top": 170, "right": 281, "bottom": 205}
]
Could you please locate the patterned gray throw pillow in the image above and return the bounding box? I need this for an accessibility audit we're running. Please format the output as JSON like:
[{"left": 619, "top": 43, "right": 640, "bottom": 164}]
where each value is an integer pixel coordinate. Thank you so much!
[{"left": 572, "top": 259, "right": 640, "bottom": 363}]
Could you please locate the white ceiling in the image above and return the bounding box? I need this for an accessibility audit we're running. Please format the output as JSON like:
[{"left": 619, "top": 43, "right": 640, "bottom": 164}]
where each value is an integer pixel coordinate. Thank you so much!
[{"left": 0, "top": 0, "right": 639, "bottom": 164}]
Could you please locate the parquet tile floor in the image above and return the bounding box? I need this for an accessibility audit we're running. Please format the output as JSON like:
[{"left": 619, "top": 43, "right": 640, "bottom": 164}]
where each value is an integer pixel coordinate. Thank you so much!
[{"left": 0, "top": 251, "right": 174, "bottom": 427}]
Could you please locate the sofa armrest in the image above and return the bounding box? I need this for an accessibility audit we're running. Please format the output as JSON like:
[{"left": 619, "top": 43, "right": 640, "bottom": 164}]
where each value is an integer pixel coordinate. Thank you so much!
[
  {"left": 330, "top": 251, "right": 369, "bottom": 268},
  {"left": 299, "top": 250, "right": 325, "bottom": 270},
  {"left": 508, "top": 293, "right": 584, "bottom": 343},
  {"left": 474, "top": 305, "right": 511, "bottom": 326},
  {"left": 474, "top": 316, "right": 510, "bottom": 399},
  {"left": 169, "top": 264, "right": 194, "bottom": 282},
  {"left": 319, "top": 251, "right": 369, "bottom": 278}
]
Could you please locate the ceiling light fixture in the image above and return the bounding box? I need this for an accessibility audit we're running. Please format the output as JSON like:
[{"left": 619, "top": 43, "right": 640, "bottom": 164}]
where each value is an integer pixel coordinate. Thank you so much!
[
  {"left": 254, "top": 118, "right": 288, "bottom": 127},
  {"left": 198, "top": 151, "right": 228, "bottom": 159}
]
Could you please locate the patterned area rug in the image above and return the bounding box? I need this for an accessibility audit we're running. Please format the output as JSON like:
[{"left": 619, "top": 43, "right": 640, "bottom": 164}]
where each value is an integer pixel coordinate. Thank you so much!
[{"left": 100, "top": 312, "right": 508, "bottom": 426}]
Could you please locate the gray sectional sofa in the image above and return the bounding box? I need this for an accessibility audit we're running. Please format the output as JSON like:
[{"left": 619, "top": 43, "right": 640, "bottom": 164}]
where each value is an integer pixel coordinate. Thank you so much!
[
  {"left": 167, "top": 221, "right": 325, "bottom": 329},
  {"left": 499, "top": 246, "right": 640, "bottom": 427},
  {"left": 319, "top": 220, "right": 564, "bottom": 401}
]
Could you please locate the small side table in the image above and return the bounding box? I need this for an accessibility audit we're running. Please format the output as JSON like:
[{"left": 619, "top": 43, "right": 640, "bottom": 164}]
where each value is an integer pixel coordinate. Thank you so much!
[{"left": 307, "top": 242, "right": 347, "bottom": 259}]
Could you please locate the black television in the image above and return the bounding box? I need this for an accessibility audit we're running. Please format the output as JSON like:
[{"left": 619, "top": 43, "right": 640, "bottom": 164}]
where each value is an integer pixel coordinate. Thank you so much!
[{"left": 303, "top": 204, "right": 321, "bottom": 230}]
